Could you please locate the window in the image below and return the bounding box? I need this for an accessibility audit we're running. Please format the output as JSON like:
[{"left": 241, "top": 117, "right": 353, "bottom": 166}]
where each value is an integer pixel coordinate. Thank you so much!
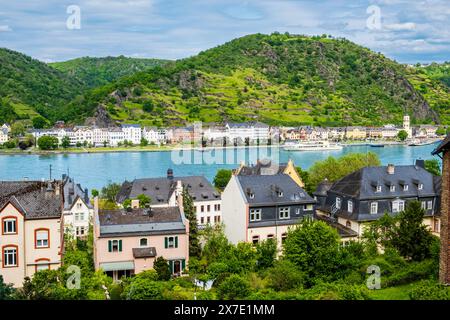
[
  {"left": 140, "top": 238, "right": 148, "bottom": 247},
  {"left": 250, "top": 209, "right": 262, "bottom": 221},
  {"left": 207, "top": 205, "right": 210, "bottom": 212},
  {"left": 165, "top": 236, "right": 178, "bottom": 249},
  {"left": 75, "top": 212, "right": 85, "bottom": 222},
  {"left": 278, "top": 191, "right": 283, "bottom": 197},
  {"left": 207, "top": 216, "right": 211, "bottom": 224},
  {"left": 35, "top": 229, "right": 49, "bottom": 248},
  {"left": 252, "top": 236, "right": 260, "bottom": 244},
  {"left": 418, "top": 183, "right": 423, "bottom": 190},
  {"left": 347, "top": 200, "right": 353, "bottom": 213},
  {"left": 403, "top": 185, "right": 409, "bottom": 191},
  {"left": 304, "top": 204, "right": 313, "bottom": 211},
  {"left": 76, "top": 226, "right": 86, "bottom": 237},
  {"left": 200, "top": 217, "right": 204, "bottom": 224},
  {"left": 427, "top": 201, "right": 433, "bottom": 210},
  {"left": 249, "top": 193, "right": 255, "bottom": 199},
  {"left": 217, "top": 216, "right": 221, "bottom": 223},
  {"left": 35, "top": 259, "right": 50, "bottom": 272},
  {"left": 2, "top": 217, "right": 17, "bottom": 234},
  {"left": 108, "top": 239, "right": 122, "bottom": 252},
  {"left": 201, "top": 205, "right": 204, "bottom": 213},
  {"left": 267, "top": 234, "right": 275, "bottom": 240},
  {"left": 392, "top": 200, "right": 405, "bottom": 213},
  {"left": 296, "top": 208, "right": 301, "bottom": 215},
  {"left": 279, "top": 207, "right": 290, "bottom": 219},
  {"left": 3, "top": 246, "right": 18, "bottom": 267},
  {"left": 421, "top": 201, "right": 426, "bottom": 210},
  {"left": 370, "top": 202, "right": 378, "bottom": 214},
  {"left": 376, "top": 186, "right": 382, "bottom": 193},
  {"left": 281, "top": 233, "right": 287, "bottom": 244},
  {"left": 346, "top": 221, "right": 352, "bottom": 228},
  {"left": 77, "top": 203, "right": 82, "bottom": 209},
  {"left": 434, "top": 219, "right": 440, "bottom": 233},
  {"left": 336, "top": 197, "right": 341, "bottom": 209},
  {"left": 390, "top": 185, "right": 395, "bottom": 192}
]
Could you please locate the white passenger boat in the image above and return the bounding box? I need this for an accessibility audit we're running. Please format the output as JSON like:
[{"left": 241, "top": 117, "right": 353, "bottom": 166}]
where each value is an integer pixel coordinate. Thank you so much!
[{"left": 283, "top": 140, "right": 343, "bottom": 151}]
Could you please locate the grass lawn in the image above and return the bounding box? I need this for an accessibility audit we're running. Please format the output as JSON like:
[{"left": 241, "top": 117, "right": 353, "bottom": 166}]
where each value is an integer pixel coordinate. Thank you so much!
[{"left": 368, "top": 283, "right": 416, "bottom": 300}]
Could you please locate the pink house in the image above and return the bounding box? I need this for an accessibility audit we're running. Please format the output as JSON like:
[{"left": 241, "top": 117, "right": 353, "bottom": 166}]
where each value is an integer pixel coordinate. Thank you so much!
[
  {"left": 0, "top": 181, "right": 64, "bottom": 287},
  {"left": 93, "top": 199, "right": 189, "bottom": 281}
]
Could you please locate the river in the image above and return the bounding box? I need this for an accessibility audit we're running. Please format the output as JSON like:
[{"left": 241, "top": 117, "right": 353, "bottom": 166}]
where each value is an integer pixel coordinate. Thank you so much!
[{"left": 0, "top": 142, "right": 441, "bottom": 192}]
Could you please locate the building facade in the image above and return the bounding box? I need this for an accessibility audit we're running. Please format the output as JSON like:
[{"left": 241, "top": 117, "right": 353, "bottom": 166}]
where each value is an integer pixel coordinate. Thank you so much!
[
  {"left": 0, "top": 181, "right": 64, "bottom": 287},
  {"left": 222, "top": 174, "right": 316, "bottom": 249},
  {"left": 93, "top": 200, "right": 189, "bottom": 281}
]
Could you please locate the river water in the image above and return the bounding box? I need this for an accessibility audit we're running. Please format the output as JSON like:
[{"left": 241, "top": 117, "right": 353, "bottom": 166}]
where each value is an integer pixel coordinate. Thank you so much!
[{"left": 0, "top": 142, "right": 441, "bottom": 191}]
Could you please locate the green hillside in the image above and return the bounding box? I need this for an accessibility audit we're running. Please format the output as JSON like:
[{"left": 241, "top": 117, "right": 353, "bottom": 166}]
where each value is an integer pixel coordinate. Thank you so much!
[
  {"left": 418, "top": 62, "right": 450, "bottom": 87},
  {"left": 0, "top": 48, "right": 85, "bottom": 122},
  {"left": 50, "top": 56, "right": 171, "bottom": 88},
  {"left": 70, "top": 33, "right": 449, "bottom": 127}
]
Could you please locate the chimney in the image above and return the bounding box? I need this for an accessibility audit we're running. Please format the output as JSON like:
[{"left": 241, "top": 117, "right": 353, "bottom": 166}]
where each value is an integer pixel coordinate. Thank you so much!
[
  {"left": 387, "top": 164, "right": 395, "bottom": 175},
  {"left": 167, "top": 168, "right": 174, "bottom": 180},
  {"left": 84, "top": 188, "right": 89, "bottom": 203},
  {"left": 415, "top": 159, "right": 425, "bottom": 169}
]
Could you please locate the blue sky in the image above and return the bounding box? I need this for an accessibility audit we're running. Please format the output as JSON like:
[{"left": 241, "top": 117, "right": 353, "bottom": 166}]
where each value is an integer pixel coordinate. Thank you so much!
[{"left": 0, "top": 0, "right": 449, "bottom": 63}]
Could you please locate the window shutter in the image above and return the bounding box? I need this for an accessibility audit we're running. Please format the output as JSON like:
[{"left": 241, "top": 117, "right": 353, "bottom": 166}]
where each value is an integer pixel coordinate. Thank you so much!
[
  {"left": 164, "top": 237, "right": 168, "bottom": 249},
  {"left": 169, "top": 260, "right": 173, "bottom": 274},
  {"left": 118, "top": 240, "right": 122, "bottom": 252},
  {"left": 181, "top": 259, "right": 185, "bottom": 270},
  {"left": 175, "top": 236, "right": 178, "bottom": 248},
  {"left": 108, "top": 240, "right": 112, "bottom": 252}
]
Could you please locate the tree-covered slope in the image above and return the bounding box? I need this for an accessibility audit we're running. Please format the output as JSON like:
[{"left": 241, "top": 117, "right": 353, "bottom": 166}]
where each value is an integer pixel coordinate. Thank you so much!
[
  {"left": 73, "top": 33, "right": 448, "bottom": 127},
  {"left": 418, "top": 62, "right": 450, "bottom": 87},
  {"left": 50, "top": 56, "right": 171, "bottom": 88},
  {"left": 0, "top": 48, "right": 85, "bottom": 122}
]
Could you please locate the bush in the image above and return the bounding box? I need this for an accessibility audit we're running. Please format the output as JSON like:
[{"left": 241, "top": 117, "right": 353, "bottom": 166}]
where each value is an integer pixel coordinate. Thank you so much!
[
  {"left": 37, "top": 135, "right": 58, "bottom": 150},
  {"left": 121, "top": 278, "right": 165, "bottom": 300},
  {"left": 217, "top": 274, "right": 251, "bottom": 300},
  {"left": 303, "top": 282, "right": 371, "bottom": 300},
  {"left": 385, "top": 259, "right": 437, "bottom": 287},
  {"left": 266, "top": 260, "right": 305, "bottom": 291},
  {"left": 409, "top": 280, "right": 449, "bottom": 300}
]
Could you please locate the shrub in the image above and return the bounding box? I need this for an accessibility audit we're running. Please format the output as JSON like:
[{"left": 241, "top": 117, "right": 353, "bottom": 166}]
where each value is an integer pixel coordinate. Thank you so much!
[
  {"left": 217, "top": 274, "right": 251, "bottom": 300},
  {"left": 409, "top": 280, "right": 449, "bottom": 300},
  {"left": 266, "top": 260, "right": 305, "bottom": 291},
  {"left": 303, "top": 282, "right": 371, "bottom": 300},
  {"left": 385, "top": 259, "right": 437, "bottom": 287}
]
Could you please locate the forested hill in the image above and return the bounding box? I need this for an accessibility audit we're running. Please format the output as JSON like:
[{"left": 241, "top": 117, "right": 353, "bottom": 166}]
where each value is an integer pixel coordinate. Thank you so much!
[
  {"left": 0, "top": 48, "right": 84, "bottom": 123},
  {"left": 69, "top": 33, "right": 450, "bottom": 127},
  {"left": 50, "top": 56, "right": 171, "bottom": 88},
  {"left": 418, "top": 62, "right": 450, "bottom": 88},
  {"left": 1, "top": 33, "right": 450, "bottom": 127}
]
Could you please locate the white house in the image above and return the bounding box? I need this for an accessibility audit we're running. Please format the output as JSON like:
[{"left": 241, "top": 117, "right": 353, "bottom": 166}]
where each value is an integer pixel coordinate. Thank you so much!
[
  {"left": 122, "top": 124, "right": 142, "bottom": 145},
  {"left": 225, "top": 122, "right": 270, "bottom": 144},
  {"left": 62, "top": 175, "right": 93, "bottom": 239},
  {"left": 0, "top": 127, "right": 8, "bottom": 144}
]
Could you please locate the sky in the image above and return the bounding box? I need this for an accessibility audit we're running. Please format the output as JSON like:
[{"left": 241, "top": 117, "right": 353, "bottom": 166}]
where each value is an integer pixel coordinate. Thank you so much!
[{"left": 0, "top": 0, "right": 449, "bottom": 64}]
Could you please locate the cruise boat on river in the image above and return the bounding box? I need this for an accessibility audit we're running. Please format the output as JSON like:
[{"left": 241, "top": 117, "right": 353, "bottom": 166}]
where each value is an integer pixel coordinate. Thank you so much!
[{"left": 283, "top": 140, "right": 343, "bottom": 151}]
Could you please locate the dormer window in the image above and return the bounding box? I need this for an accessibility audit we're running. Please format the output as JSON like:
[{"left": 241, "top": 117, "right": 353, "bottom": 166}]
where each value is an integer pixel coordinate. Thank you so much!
[
  {"left": 418, "top": 184, "right": 423, "bottom": 190},
  {"left": 390, "top": 185, "right": 395, "bottom": 192},
  {"left": 347, "top": 200, "right": 353, "bottom": 213},
  {"left": 278, "top": 191, "right": 283, "bottom": 197},
  {"left": 376, "top": 186, "right": 382, "bottom": 193},
  {"left": 403, "top": 184, "right": 408, "bottom": 191},
  {"left": 249, "top": 193, "right": 254, "bottom": 199},
  {"left": 336, "top": 197, "right": 341, "bottom": 209}
]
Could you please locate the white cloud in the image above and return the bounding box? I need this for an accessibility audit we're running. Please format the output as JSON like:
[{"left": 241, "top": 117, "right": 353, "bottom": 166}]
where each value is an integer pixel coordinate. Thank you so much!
[
  {"left": 0, "top": 25, "right": 12, "bottom": 32},
  {"left": 385, "top": 22, "right": 416, "bottom": 31}
]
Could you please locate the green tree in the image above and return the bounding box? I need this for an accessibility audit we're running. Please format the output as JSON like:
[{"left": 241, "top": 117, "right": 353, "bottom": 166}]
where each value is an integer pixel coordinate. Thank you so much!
[
  {"left": 101, "top": 182, "right": 121, "bottom": 203},
  {"left": 182, "top": 187, "right": 201, "bottom": 257},
  {"left": 217, "top": 274, "right": 251, "bottom": 300},
  {"left": 296, "top": 166, "right": 314, "bottom": 194},
  {"left": 266, "top": 259, "right": 305, "bottom": 291},
  {"left": 37, "top": 135, "right": 59, "bottom": 150},
  {"left": 153, "top": 257, "right": 171, "bottom": 281},
  {"left": 424, "top": 159, "right": 441, "bottom": 176},
  {"left": 91, "top": 189, "right": 99, "bottom": 197},
  {"left": 213, "top": 169, "right": 232, "bottom": 191},
  {"left": 143, "top": 100, "right": 154, "bottom": 113},
  {"left": 255, "top": 239, "right": 277, "bottom": 270},
  {"left": 11, "top": 122, "right": 26, "bottom": 137},
  {"left": 308, "top": 152, "right": 381, "bottom": 190},
  {"left": 397, "top": 130, "right": 408, "bottom": 141},
  {"left": 283, "top": 219, "right": 341, "bottom": 285},
  {"left": 61, "top": 136, "right": 70, "bottom": 149},
  {"left": 136, "top": 194, "right": 151, "bottom": 207},
  {"left": 435, "top": 127, "right": 446, "bottom": 136},
  {"left": 0, "top": 275, "right": 15, "bottom": 300},
  {"left": 32, "top": 116, "right": 47, "bottom": 129},
  {"left": 140, "top": 137, "right": 149, "bottom": 147}
]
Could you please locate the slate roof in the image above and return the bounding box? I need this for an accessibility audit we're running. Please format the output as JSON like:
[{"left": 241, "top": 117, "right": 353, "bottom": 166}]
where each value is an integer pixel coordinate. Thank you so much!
[
  {"left": 98, "top": 206, "right": 185, "bottom": 237},
  {"left": 315, "top": 215, "right": 358, "bottom": 238},
  {"left": 62, "top": 175, "right": 91, "bottom": 210},
  {"left": 313, "top": 179, "right": 333, "bottom": 197},
  {"left": 0, "top": 181, "right": 63, "bottom": 219},
  {"left": 116, "top": 175, "right": 219, "bottom": 204},
  {"left": 236, "top": 174, "right": 315, "bottom": 205},
  {"left": 236, "top": 160, "right": 288, "bottom": 176},
  {"left": 432, "top": 135, "right": 450, "bottom": 155},
  {"left": 328, "top": 164, "right": 439, "bottom": 200}
]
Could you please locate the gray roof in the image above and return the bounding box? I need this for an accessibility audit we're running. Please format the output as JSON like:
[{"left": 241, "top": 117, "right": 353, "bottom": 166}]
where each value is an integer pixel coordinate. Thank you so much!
[
  {"left": 329, "top": 164, "right": 439, "bottom": 200},
  {"left": 236, "top": 174, "right": 315, "bottom": 205},
  {"left": 98, "top": 206, "right": 186, "bottom": 237},
  {"left": 313, "top": 179, "right": 333, "bottom": 197},
  {"left": 117, "top": 175, "right": 220, "bottom": 204},
  {"left": 0, "top": 181, "right": 63, "bottom": 219},
  {"left": 432, "top": 135, "right": 450, "bottom": 155},
  {"left": 236, "top": 160, "right": 288, "bottom": 176},
  {"left": 62, "top": 175, "right": 91, "bottom": 210}
]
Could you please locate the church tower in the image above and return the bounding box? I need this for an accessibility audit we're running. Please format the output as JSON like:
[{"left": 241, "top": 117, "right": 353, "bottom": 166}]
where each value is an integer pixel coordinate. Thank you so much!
[{"left": 403, "top": 115, "right": 412, "bottom": 138}]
